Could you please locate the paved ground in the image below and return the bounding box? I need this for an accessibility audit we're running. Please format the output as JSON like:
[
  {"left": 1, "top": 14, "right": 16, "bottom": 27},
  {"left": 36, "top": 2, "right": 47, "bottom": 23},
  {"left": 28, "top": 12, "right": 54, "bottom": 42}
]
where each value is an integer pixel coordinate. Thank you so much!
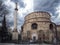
[{"left": 0, "top": 43, "right": 55, "bottom": 45}]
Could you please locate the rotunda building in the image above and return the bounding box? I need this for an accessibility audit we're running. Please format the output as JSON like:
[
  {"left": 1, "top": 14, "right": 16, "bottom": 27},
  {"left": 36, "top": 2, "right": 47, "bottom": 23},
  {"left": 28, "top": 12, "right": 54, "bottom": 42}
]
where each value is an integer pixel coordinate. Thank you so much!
[{"left": 21, "top": 11, "right": 56, "bottom": 43}]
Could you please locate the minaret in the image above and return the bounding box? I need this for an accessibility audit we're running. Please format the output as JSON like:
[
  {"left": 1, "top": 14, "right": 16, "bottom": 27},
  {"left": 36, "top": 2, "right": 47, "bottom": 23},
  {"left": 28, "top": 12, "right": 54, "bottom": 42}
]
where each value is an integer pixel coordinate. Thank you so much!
[
  {"left": 13, "top": 3, "right": 18, "bottom": 32},
  {"left": 12, "top": 2, "right": 19, "bottom": 40}
]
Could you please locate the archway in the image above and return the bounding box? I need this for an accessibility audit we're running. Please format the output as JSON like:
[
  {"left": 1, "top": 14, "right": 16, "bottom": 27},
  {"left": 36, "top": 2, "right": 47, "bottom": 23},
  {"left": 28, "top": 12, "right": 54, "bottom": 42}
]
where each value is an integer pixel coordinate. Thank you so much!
[{"left": 31, "top": 33, "right": 38, "bottom": 42}]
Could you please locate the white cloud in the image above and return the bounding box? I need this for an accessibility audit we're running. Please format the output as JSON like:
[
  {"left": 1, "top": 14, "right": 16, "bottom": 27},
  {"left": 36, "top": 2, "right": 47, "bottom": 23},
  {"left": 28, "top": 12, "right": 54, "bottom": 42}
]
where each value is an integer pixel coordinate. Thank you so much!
[
  {"left": 4, "top": 0, "right": 15, "bottom": 9},
  {"left": 56, "top": 6, "right": 60, "bottom": 13},
  {"left": 23, "top": 0, "right": 33, "bottom": 11},
  {"left": 53, "top": 5, "right": 60, "bottom": 24},
  {"left": 18, "top": 0, "right": 33, "bottom": 17}
]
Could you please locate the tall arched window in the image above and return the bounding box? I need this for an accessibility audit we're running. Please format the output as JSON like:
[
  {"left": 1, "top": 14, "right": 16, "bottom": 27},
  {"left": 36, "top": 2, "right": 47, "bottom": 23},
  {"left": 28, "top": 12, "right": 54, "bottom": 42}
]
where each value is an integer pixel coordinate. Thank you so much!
[
  {"left": 49, "top": 24, "right": 53, "bottom": 30},
  {"left": 21, "top": 26, "right": 23, "bottom": 32},
  {"left": 27, "top": 31, "right": 30, "bottom": 40},
  {"left": 31, "top": 23, "right": 37, "bottom": 29},
  {"left": 38, "top": 30, "right": 44, "bottom": 41},
  {"left": 27, "top": 31, "right": 30, "bottom": 36}
]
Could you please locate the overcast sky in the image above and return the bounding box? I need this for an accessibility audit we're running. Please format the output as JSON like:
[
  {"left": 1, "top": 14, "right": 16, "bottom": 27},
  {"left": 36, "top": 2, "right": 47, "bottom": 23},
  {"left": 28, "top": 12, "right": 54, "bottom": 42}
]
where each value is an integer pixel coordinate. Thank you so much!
[{"left": 3, "top": 0, "right": 60, "bottom": 30}]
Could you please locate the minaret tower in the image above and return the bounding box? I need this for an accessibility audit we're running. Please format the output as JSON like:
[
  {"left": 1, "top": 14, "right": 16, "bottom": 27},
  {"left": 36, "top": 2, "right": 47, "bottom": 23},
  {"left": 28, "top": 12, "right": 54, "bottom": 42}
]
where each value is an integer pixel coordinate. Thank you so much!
[
  {"left": 14, "top": 3, "right": 18, "bottom": 32},
  {"left": 12, "top": 2, "right": 19, "bottom": 40}
]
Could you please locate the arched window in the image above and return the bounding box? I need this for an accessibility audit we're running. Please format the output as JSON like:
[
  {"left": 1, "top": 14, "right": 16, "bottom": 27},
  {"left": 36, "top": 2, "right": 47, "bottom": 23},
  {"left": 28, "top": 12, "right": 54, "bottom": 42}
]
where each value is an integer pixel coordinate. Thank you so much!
[
  {"left": 27, "top": 31, "right": 30, "bottom": 40},
  {"left": 31, "top": 23, "right": 37, "bottom": 29},
  {"left": 49, "top": 24, "right": 53, "bottom": 30},
  {"left": 21, "top": 26, "right": 23, "bottom": 32}
]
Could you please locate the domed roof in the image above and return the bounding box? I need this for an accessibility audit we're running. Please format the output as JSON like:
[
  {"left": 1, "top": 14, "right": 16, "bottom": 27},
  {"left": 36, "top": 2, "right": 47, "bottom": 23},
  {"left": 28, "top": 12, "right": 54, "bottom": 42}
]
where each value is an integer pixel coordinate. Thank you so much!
[{"left": 25, "top": 11, "right": 51, "bottom": 21}]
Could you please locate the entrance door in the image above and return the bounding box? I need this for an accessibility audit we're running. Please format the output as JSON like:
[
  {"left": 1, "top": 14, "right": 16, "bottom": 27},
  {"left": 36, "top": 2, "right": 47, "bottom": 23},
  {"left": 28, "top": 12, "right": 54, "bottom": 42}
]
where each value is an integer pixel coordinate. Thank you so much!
[
  {"left": 33, "top": 36, "right": 36, "bottom": 41},
  {"left": 32, "top": 33, "right": 38, "bottom": 42}
]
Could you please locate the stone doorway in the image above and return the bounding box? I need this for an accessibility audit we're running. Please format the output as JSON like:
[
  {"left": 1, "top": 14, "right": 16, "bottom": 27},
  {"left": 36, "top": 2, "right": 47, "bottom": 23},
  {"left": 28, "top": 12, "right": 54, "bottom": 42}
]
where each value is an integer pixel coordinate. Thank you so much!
[
  {"left": 31, "top": 33, "right": 38, "bottom": 42},
  {"left": 33, "top": 36, "right": 36, "bottom": 41}
]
